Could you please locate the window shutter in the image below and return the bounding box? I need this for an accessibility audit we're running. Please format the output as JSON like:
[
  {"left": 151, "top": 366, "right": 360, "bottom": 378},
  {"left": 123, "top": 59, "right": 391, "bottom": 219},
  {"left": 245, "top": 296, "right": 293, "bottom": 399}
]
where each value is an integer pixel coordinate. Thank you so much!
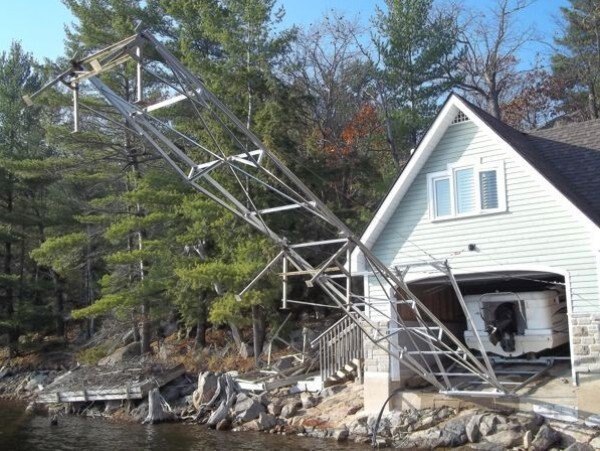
[
  {"left": 455, "top": 168, "right": 475, "bottom": 214},
  {"left": 434, "top": 178, "right": 451, "bottom": 217},
  {"left": 480, "top": 170, "right": 498, "bottom": 210}
]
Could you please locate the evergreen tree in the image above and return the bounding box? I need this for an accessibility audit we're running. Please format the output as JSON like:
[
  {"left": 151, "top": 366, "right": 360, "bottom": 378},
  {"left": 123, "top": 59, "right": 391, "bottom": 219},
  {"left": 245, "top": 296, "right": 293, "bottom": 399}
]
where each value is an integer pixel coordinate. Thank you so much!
[
  {"left": 165, "top": 0, "right": 297, "bottom": 360},
  {"left": 552, "top": 0, "right": 600, "bottom": 120},
  {"left": 62, "top": 0, "right": 169, "bottom": 353},
  {"left": 0, "top": 42, "right": 56, "bottom": 353},
  {"left": 374, "top": 0, "right": 462, "bottom": 166}
]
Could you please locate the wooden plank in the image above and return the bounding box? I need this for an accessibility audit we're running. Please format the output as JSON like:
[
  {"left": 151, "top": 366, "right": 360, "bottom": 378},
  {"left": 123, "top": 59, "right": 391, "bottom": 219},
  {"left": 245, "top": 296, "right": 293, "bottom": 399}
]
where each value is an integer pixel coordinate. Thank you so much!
[
  {"left": 263, "top": 372, "right": 320, "bottom": 391},
  {"left": 236, "top": 379, "right": 266, "bottom": 391},
  {"left": 38, "top": 393, "right": 145, "bottom": 403}
]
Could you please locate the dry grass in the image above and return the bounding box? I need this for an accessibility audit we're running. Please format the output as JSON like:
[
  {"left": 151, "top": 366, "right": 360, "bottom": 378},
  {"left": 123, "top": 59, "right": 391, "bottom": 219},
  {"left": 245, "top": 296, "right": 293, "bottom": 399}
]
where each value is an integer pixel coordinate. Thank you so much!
[{"left": 152, "top": 331, "right": 256, "bottom": 375}]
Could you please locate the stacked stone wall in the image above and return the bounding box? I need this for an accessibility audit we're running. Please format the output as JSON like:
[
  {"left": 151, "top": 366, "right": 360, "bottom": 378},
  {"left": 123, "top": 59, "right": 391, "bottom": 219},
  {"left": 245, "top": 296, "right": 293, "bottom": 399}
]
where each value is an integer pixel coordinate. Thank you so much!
[
  {"left": 572, "top": 313, "right": 600, "bottom": 373},
  {"left": 363, "top": 321, "right": 391, "bottom": 374}
]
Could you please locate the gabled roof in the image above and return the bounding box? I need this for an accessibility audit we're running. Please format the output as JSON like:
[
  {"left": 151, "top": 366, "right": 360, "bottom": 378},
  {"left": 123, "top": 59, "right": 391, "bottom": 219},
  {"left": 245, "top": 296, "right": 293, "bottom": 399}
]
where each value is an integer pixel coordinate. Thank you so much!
[
  {"left": 351, "top": 93, "right": 600, "bottom": 270},
  {"left": 460, "top": 96, "right": 600, "bottom": 228}
]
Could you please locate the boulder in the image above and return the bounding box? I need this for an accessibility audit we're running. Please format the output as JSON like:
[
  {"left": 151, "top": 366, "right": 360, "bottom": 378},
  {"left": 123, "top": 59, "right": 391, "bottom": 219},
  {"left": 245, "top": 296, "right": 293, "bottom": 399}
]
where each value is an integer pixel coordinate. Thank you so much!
[
  {"left": 280, "top": 402, "right": 298, "bottom": 419},
  {"left": 591, "top": 437, "right": 600, "bottom": 450},
  {"left": 257, "top": 412, "right": 277, "bottom": 431},
  {"left": 479, "top": 413, "right": 506, "bottom": 437},
  {"left": 564, "top": 443, "right": 594, "bottom": 451},
  {"left": 332, "top": 428, "right": 349, "bottom": 442},
  {"left": 300, "top": 392, "right": 317, "bottom": 409},
  {"left": 402, "top": 428, "right": 444, "bottom": 449},
  {"left": 347, "top": 404, "right": 362, "bottom": 415},
  {"left": 548, "top": 420, "right": 597, "bottom": 447},
  {"left": 267, "top": 402, "right": 282, "bottom": 416},
  {"left": 530, "top": 424, "right": 560, "bottom": 451},
  {"left": 161, "top": 385, "right": 182, "bottom": 403},
  {"left": 192, "top": 372, "right": 219, "bottom": 409},
  {"left": 234, "top": 397, "right": 265, "bottom": 422},
  {"left": 520, "top": 413, "right": 544, "bottom": 435},
  {"left": 243, "top": 413, "right": 277, "bottom": 432},
  {"left": 460, "top": 443, "right": 505, "bottom": 451},
  {"left": 483, "top": 429, "right": 523, "bottom": 448},
  {"left": 0, "top": 365, "right": 10, "bottom": 379},
  {"left": 98, "top": 342, "right": 141, "bottom": 366},
  {"left": 584, "top": 415, "right": 600, "bottom": 428},
  {"left": 26, "top": 373, "right": 50, "bottom": 391},
  {"left": 439, "top": 415, "right": 470, "bottom": 447},
  {"left": 401, "top": 415, "right": 470, "bottom": 449},
  {"left": 319, "top": 385, "right": 344, "bottom": 398},
  {"left": 254, "top": 392, "right": 269, "bottom": 406},
  {"left": 216, "top": 418, "right": 232, "bottom": 431},
  {"left": 130, "top": 401, "right": 149, "bottom": 423},
  {"left": 466, "top": 414, "right": 484, "bottom": 443}
]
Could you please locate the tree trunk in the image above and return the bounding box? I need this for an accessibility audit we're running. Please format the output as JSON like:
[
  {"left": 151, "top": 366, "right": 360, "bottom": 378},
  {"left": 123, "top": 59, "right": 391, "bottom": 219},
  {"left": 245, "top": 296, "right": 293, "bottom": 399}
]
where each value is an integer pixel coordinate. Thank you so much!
[
  {"left": 4, "top": 186, "right": 17, "bottom": 356},
  {"left": 51, "top": 271, "right": 66, "bottom": 338},
  {"left": 195, "top": 296, "right": 207, "bottom": 348},
  {"left": 589, "top": 86, "right": 599, "bottom": 119},
  {"left": 131, "top": 313, "right": 140, "bottom": 343},
  {"left": 140, "top": 299, "right": 151, "bottom": 354},
  {"left": 84, "top": 225, "right": 95, "bottom": 338},
  {"left": 229, "top": 322, "right": 242, "bottom": 348},
  {"left": 251, "top": 305, "right": 265, "bottom": 367}
]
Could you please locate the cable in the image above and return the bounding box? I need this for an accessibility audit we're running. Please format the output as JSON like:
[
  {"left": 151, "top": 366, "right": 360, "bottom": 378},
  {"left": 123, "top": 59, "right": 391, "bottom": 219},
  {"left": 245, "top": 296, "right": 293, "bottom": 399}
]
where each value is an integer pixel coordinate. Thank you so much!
[{"left": 371, "top": 388, "right": 403, "bottom": 448}]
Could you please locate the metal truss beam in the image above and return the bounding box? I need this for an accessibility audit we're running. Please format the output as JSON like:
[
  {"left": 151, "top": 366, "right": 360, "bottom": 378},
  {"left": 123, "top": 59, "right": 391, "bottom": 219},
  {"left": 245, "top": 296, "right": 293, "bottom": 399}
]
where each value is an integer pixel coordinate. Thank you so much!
[{"left": 28, "top": 30, "right": 535, "bottom": 397}]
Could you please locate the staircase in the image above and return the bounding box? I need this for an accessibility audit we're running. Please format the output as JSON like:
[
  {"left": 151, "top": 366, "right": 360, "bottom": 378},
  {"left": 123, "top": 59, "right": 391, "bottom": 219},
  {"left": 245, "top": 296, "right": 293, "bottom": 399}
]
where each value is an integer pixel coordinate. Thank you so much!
[{"left": 311, "top": 313, "right": 364, "bottom": 386}]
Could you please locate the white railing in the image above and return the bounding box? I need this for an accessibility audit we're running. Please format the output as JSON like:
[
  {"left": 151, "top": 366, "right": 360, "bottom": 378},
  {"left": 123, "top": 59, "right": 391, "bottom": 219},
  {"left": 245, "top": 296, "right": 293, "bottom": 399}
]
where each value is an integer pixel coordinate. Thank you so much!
[{"left": 311, "top": 313, "right": 363, "bottom": 383}]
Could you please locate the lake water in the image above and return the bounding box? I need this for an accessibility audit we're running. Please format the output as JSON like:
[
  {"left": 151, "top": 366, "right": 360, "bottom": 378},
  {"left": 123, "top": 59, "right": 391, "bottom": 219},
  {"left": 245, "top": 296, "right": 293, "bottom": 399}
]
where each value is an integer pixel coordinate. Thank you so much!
[{"left": 0, "top": 401, "right": 368, "bottom": 451}]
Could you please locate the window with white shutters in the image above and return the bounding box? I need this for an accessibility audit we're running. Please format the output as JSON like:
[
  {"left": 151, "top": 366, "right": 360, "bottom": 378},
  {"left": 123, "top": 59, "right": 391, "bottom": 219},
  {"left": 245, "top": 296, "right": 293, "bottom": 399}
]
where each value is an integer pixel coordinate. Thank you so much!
[{"left": 427, "top": 162, "right": 505, "bottom": 220}]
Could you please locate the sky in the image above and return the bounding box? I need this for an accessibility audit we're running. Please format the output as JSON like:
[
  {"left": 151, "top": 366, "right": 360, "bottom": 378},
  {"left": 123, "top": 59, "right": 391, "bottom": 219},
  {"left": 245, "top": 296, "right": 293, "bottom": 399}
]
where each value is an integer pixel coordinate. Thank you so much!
[{"left": 0, "top": 0, "right": 569, "bottom": 63}]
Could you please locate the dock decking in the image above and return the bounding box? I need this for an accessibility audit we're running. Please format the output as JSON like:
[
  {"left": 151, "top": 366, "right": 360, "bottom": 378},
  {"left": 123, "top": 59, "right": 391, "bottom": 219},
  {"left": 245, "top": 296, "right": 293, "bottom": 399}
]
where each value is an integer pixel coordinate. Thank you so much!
[{"left": 37, "top": 362, "right": 185, "bottom": 403}]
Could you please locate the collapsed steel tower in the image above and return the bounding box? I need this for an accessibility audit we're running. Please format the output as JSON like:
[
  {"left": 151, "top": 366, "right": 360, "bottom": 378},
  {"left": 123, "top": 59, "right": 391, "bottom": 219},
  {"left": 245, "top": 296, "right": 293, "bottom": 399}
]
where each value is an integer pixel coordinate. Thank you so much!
[{"left": 28, "top": 31, "right": 541, "bottom": 396}]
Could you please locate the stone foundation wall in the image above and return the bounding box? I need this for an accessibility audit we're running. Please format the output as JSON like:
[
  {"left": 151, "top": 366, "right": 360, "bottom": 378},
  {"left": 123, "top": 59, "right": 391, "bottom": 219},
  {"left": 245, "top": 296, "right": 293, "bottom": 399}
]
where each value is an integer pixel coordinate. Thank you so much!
[
  {"left": 571, "top": 313, "right": 600, "bottom": 373},
  {"left": 363, "top": 321, "right": 391, "bottom": 374}
]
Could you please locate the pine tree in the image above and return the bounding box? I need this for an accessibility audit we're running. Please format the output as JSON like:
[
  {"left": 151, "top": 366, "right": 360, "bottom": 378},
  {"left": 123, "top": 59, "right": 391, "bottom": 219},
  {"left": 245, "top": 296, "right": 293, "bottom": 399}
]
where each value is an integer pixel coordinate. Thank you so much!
[
  {"left": 552, "top": 0, "right": 600, "bottom": 120},
  {"left": 165, "top": 0, "right": 296, "bottom": 360},
  {"left": 61, "top": 0, "right": 169, "bottom": 352},
  {"left": 0, "top": 42, "right": 56, "bottom": 353},
  {"left": 374, "top": 0, "right": 461, "bottom": 165}
]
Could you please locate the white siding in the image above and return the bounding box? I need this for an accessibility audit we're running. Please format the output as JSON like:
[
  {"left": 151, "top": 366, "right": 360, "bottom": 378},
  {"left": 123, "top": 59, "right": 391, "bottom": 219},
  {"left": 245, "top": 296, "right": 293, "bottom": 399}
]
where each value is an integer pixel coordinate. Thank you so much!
[{"left": 370, "top": 120, "right": 599, "bottom": 314}]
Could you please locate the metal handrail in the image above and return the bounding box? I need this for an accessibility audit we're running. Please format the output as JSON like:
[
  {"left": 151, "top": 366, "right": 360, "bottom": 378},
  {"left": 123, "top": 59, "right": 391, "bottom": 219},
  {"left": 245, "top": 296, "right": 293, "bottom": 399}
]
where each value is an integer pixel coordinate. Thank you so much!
[
  {"left": 310, "top": 313, "right": 357, "bottom": 347},
  {"left": 311, "top": 313, "right": 364, "bottom": 382}
]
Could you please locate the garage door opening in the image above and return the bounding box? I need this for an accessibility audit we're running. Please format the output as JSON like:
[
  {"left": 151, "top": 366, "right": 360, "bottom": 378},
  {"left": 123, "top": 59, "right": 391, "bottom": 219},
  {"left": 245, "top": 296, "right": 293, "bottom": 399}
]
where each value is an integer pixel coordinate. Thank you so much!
[
  {"left": 393, "top": 269, "right": 572, "bottom": 390},
  {"left": 407, "top": 270, "right": 569, "bottom": 358}
]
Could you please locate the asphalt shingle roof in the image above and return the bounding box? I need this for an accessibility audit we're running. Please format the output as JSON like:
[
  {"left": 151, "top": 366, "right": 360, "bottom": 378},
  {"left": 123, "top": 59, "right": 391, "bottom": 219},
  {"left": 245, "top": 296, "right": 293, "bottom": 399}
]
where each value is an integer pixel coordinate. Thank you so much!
[{"left": 458, "top": 95, "right": 600, "bottom": 227}]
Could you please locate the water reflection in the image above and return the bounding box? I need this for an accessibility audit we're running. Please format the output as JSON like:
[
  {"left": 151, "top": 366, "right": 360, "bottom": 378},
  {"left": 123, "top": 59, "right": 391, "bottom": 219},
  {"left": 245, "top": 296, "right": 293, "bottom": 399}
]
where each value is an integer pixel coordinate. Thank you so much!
[{"left": 0, "top": 401, "right": 367, "bottom": 451}]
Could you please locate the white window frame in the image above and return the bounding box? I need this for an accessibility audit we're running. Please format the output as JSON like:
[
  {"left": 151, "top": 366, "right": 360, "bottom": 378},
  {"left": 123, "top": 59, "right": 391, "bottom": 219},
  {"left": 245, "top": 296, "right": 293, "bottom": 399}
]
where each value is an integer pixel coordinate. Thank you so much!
[{"left": 427, "top": 160, "right": 506, "bottom": 221}]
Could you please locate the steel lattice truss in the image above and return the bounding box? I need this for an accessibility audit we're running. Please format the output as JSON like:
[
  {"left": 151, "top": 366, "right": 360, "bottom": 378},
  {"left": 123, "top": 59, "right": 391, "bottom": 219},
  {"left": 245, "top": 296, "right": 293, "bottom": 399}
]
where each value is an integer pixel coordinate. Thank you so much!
[{"left": 28, "top": 31, "right": 543, "bottom": 396}]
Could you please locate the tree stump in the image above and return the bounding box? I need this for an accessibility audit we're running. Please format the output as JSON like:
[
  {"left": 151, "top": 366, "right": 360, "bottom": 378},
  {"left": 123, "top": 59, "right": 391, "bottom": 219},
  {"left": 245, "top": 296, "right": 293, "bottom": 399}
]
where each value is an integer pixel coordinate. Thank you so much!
[{"left": 144, "top": 388, "right": 174, "bottom": 424}]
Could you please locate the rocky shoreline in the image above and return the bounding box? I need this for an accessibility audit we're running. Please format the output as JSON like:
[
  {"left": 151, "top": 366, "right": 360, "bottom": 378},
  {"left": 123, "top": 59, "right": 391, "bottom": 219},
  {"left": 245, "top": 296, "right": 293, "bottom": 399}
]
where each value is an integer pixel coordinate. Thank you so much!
[{"left": 2, "top": 366, "right": 600, "bottom": 450}]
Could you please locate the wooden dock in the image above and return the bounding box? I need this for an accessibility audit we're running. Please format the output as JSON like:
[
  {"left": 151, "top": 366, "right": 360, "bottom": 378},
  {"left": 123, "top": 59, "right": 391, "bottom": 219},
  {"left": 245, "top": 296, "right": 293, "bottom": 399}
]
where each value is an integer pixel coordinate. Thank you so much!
[{"left": 37, "top": 363, "right": 185, "bottom": 404}]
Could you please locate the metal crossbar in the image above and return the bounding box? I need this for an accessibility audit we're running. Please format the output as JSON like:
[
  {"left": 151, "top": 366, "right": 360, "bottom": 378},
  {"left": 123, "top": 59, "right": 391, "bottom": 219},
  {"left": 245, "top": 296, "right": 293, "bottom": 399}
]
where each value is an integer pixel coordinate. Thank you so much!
[{"left": 28, "top": 30, "right": 534, "bottom": 397}]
